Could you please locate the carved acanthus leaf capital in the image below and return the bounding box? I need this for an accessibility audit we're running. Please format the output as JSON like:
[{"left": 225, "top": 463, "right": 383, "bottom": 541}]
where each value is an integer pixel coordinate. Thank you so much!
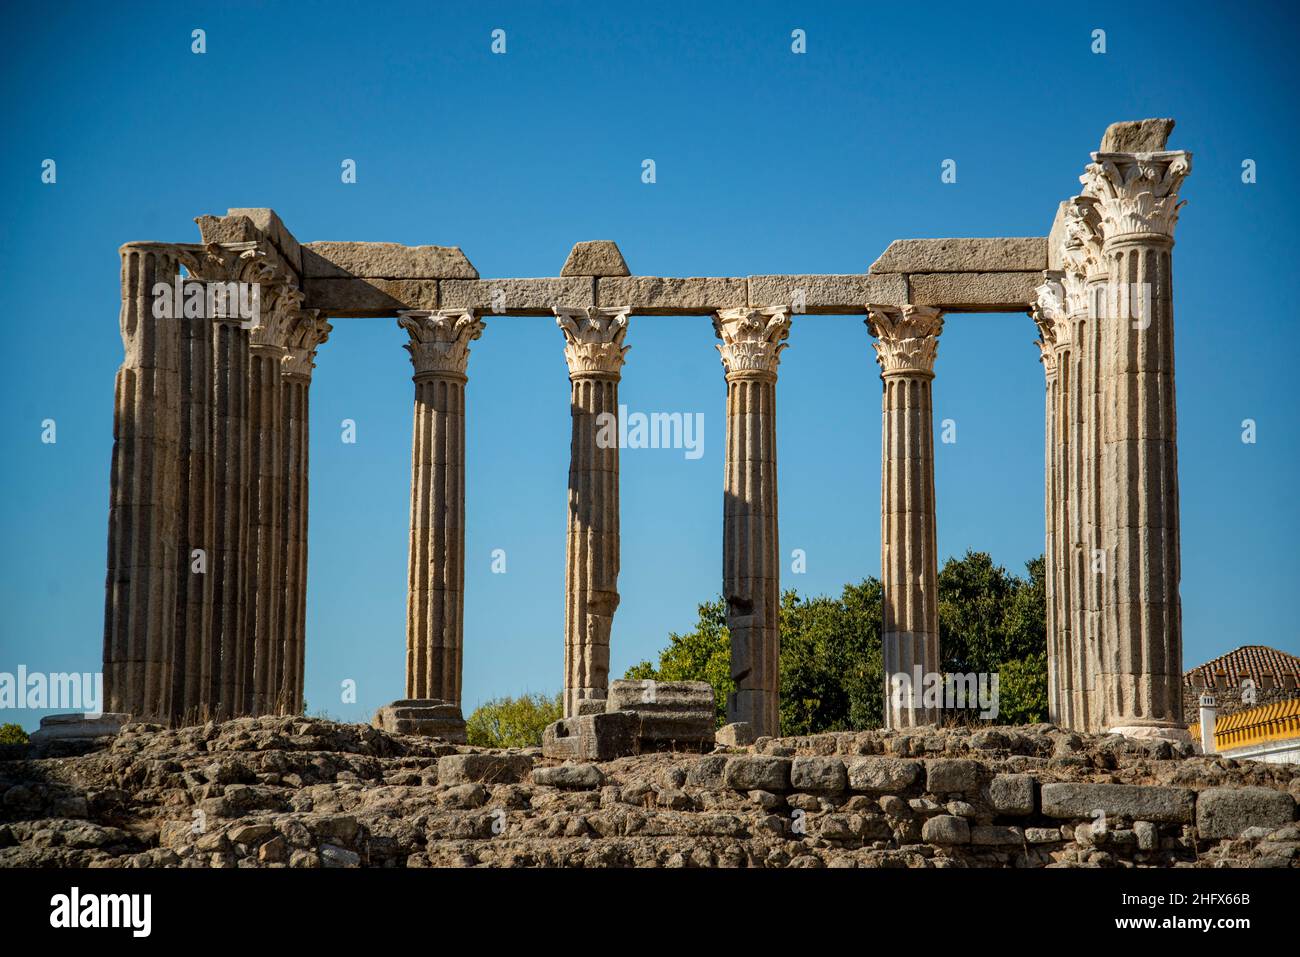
[
  {"left": 1061, "top": 195, "right": 1105, "bottom": 308},
  {"left": 1081, "top": 150, "right": 1192, "bottom": 240},
  {"left": 282, "top": 311, "right": 332, "bottom": 380},
  {"left": 713, "top": 307, "right": 791, "bottom": 377},
  {"left": 554, "top": 306, "right": 630, "bottom": 377},
  {"left": 865, "top": 304, "right": 943, "bottom": 376},
  {"left": 1036, "top": 336, "right": 1058, "bottom": 377},
  {"left": 399, "top": 309, "right": 486, "bottom": 378},
  {"left": 1032, "top": 273, "right": 1070, "bottom": 348}
]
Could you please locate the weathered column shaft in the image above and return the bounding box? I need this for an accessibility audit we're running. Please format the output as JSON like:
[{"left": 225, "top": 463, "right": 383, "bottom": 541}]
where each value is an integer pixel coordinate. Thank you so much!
[
  {"left": 174, "top": 277, "right": 214, "bottom": 723},
  {"left": 714, "top": 308, "right": 789, "bottom": 738},
  {"left": 400, "top": 310, "right": 482, "bottom": 706},
  {"left": 1085, "top": 149, "right": 1191, "bottom": 733},
  {"left": 867, "top": 305, "right": 943, "bottom": 729},
  {"left": 556, "top": 307, "right": 629, "bottom": 718},
  {"left": 1032, "top": 277, "right": 1065, "bottom": 725},
  {"left": 275, "top": 312, "right": 328, "bottom": 714},
  {"left": 245, "top": 344, "right": 282, "bottom": 715},
  {"left": 104, "top": 245, "right": 182, "bottom": 718}
]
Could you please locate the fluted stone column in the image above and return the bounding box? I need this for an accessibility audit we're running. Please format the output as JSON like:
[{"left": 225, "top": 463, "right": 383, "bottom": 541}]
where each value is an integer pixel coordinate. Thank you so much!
[
  {"left": 277, "top": 312, "right": 330, "bottom": 715},
  {"left": 104, "top": 244, "right": 183, "bottom": 718},
  {"left": 1062, "top": 196, "right": 1106, "bottom": 731},
  {"left": 1031, "top": 278, "right": 1064, "bottom": 725},
  {"left": 555, "top": 306, "right": 630, "bottom": 718},
  {"left": 715, "top": 307, "right": 790, "bottom": 738},
  {"left": 1083, "top": 149, "right": 1192, "bottom": 738},
  {"left": 243, "top": 284, "right": 304, "bottom": 715},
  {"left": 399, "top": 309, "right": 484, "bottom": 707},
  {"left": 866, "top": 305, "right": 943, "bottom": 729}
]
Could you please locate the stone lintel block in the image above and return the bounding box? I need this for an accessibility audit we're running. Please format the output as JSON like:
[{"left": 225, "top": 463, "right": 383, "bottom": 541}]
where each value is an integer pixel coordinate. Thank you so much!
[
  {"left": 1195, "top": 787, "right": 1295, "bottom": 840},
  {"left": 595, "top": 276, "right": 746, "bottom": 314},
  {"left": 440, "top": 277, "right": 594, "bottom": 314},
  {"left": 301, "top": 278, "right": 438, "bottom": 316},
  {"left": 226, "top": 208, "right": 304, "bottom": 275},
  {"left": 906, "top": 271, "right": 1041, "bottom": 311},
  {"left": 870, "top": 238, "right": 1047, "bottom": 275},
  {"left": 561, "top": 240, "right": 630, "bottom": 277},
  {"left": 1040, "top": 782, "right": 1195, "bottom": 824},
  {"left": 747, "top": 273, "right": 906, "bottom": 314},
  {"left": 437, "top": 753, "right": 533, "bottom": 786},
  {"left": 1099, "top": 118, "right": 1175, "bottom": 153},
  {"left": 301, "top": 241, "right": 478, "bottom": 280},
  {"left": 541, "top": 712, "right": 639, "bottom": 762}
]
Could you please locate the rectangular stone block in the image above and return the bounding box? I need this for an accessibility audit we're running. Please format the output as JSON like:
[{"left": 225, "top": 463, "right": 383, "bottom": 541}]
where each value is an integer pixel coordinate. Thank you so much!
[
  {"left": 847, "top": 758, "right": 922, "bottom": 792},
  {"left": 988, "top": 773, "right": 1036, "bottom": 815},
  {"left": 302, "top": 241, "right": 477, "bottom": 279},
  {"left": 971, "top": 825, "right": 1024, "bottom": 846},
  {"left": 746, "top": 274, "right": 906, "bottom": 313},
  {"left": 439, "top": 277, "right": 594, "bottom": 314},
  {"left": 437, "top": 753, "right": 533, "bottom": 786},
  {"left": 1040, "top": 782, "right": 1195, "bottom": 824},
  {"left": 1195, "top": 787, "right": 1295, "bottom": 839},
  {"left": 925, "top": 759, "right": 982, "bottom": 795},
  {"left": 595, "top": 276, "right": 747, "bottom": 313},
  {"left": 870, "top": 238, "right": 1047, "bottom": 275},
  {"left": 722, "top": 755, "right": 792, "bottom": 792},
  {"left": 302, "top": 277, "right": 438, "bottom": 316},
  {"left": 541, "top": 712, "right": 639, "bottom": 762},
  {"left": 790, "top": 756, "right": 848, "bottom": 792},
  {"left": 906, "top": 271, "right": 1041, "bottom": 311},
  {"left": 227, "top": 208, "right": 304, "bottom": 275}
]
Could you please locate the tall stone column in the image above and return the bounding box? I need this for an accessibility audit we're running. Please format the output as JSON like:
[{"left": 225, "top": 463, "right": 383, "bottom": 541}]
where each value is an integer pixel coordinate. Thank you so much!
[
  {"left": 1083, "top": 149, "right": 1192, "bottom": 737},
  {"left": 715, "top": 307, "right": 790, "bottom": 738},
  {"left": 555, "top": 306, "right": 630, "bottom": 718},
  {"left": 866, "top": 305, "right": 943, "bottom": 729},
  {"left": 277, "top": 311, "right": 330, "bottom": 715},
  {"left": 244, "top": 284, "right": 302, "bottom": 715},
  {"left": 104, "top": 244, "right": 183, "bottom": 718},
  {"left": 1062, "top": 196, "right": 1106, "bottom": 731},
  {"left": 399, "top": 309, "right": 485, "bottom": 707},
  {"left": 1031, "top": 278, "right": 1065, "bottom": 726}
]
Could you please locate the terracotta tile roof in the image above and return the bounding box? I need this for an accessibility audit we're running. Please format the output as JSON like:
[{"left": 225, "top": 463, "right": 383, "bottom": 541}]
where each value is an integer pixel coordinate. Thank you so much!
[{"left": 1183, "top": 645, "right": 1300, "bottom": 688}]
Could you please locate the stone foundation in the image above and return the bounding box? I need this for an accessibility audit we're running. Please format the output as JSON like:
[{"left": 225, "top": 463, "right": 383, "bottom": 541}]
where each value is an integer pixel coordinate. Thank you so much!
[{"left": 1, "top": 717, "right": 1296, "bottom": 868}]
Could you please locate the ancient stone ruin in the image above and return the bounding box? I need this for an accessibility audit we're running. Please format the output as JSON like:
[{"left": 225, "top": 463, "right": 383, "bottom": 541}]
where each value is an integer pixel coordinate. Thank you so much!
[{"left": 98, "top": 118, "right": 1190, "bottom": 741}]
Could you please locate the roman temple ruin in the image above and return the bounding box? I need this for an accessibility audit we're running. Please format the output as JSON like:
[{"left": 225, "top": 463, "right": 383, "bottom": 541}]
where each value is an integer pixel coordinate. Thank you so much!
[{"left": 100, "top": 119, "right": 1192, "bottom": 741}]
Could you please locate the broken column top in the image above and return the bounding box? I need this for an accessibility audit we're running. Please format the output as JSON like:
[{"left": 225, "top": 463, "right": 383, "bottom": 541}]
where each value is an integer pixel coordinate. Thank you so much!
[
  {"left": 561, "top": 240, "right": 630, "bottom": 277},
  {"left": 1099, "top": 118, "right": 1175, "bottom": 153}
]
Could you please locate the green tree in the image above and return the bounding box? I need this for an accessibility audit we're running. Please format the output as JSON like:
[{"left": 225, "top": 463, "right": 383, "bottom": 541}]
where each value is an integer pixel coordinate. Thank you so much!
[
  {"left": 465, "top": 692, "right": 563, "bottom": 748},
  {"left": 0, "top": 723, "right": 29, "bottom": 745},
  {"left": 997, "top": 651, "right": 1049, "bottom": 724}
]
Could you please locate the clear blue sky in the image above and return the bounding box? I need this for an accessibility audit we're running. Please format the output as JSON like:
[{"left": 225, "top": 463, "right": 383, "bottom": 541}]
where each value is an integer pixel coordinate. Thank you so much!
[{"left": 2, "top": 1, "right": 1297, "bottom": 729}]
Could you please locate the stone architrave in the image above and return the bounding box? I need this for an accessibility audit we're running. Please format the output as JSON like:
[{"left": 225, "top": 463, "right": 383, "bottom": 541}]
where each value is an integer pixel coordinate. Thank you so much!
[
  {"left": 555, "top": 306, "right": 631, "bottom": 718},
  {"left": 714, "top": 306, "right": 791, "bottom": 739},
  {"left": 276, "top": 310, "right": 330, "bottom": 715},
  {"left": 865, "top": 304, "right": 943, "bottom": 729},
  {"left": 398, "top": 309, "right": 485, "bottom": 707},
  {"left": 1082, "top": 149, "right": 1192, "bottom": 739}
]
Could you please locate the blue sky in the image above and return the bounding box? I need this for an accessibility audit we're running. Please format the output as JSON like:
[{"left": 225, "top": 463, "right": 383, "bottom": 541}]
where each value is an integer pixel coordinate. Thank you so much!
[{"left": 2, "top": 0, "right": 1297, "bottom": 729}]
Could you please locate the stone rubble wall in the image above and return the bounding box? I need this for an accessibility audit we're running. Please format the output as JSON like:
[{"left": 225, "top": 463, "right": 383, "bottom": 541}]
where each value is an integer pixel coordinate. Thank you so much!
[{"left": 1, "top": 717, "right": 1296, "bottom": 869}]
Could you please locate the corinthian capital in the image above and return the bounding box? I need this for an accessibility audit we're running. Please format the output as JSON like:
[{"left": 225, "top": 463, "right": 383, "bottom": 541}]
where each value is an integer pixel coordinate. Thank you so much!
[
  {"left": 713, "top": 307, "right": 791, "bottom": 377},
  {"left": 1081, "top": 151, "right": 1192, "bottom": 240},
  {"left": 865, "top": 305, "right": 943, "bottom": 377},
  {"left": 554, "top": 306, "right": 630, "bottom": 377},
  {"left": 282, "top": 311, "right": 332, "bottom": 380},
  {"left": 399, "top": 309, "right": 486, "bottom": 378},
  {"left": 1060, "top": 195, "right": 1105, "bottom": 314},
  {"left": 1032, "top": 273, "right": 1070, "bottom": 349}
]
